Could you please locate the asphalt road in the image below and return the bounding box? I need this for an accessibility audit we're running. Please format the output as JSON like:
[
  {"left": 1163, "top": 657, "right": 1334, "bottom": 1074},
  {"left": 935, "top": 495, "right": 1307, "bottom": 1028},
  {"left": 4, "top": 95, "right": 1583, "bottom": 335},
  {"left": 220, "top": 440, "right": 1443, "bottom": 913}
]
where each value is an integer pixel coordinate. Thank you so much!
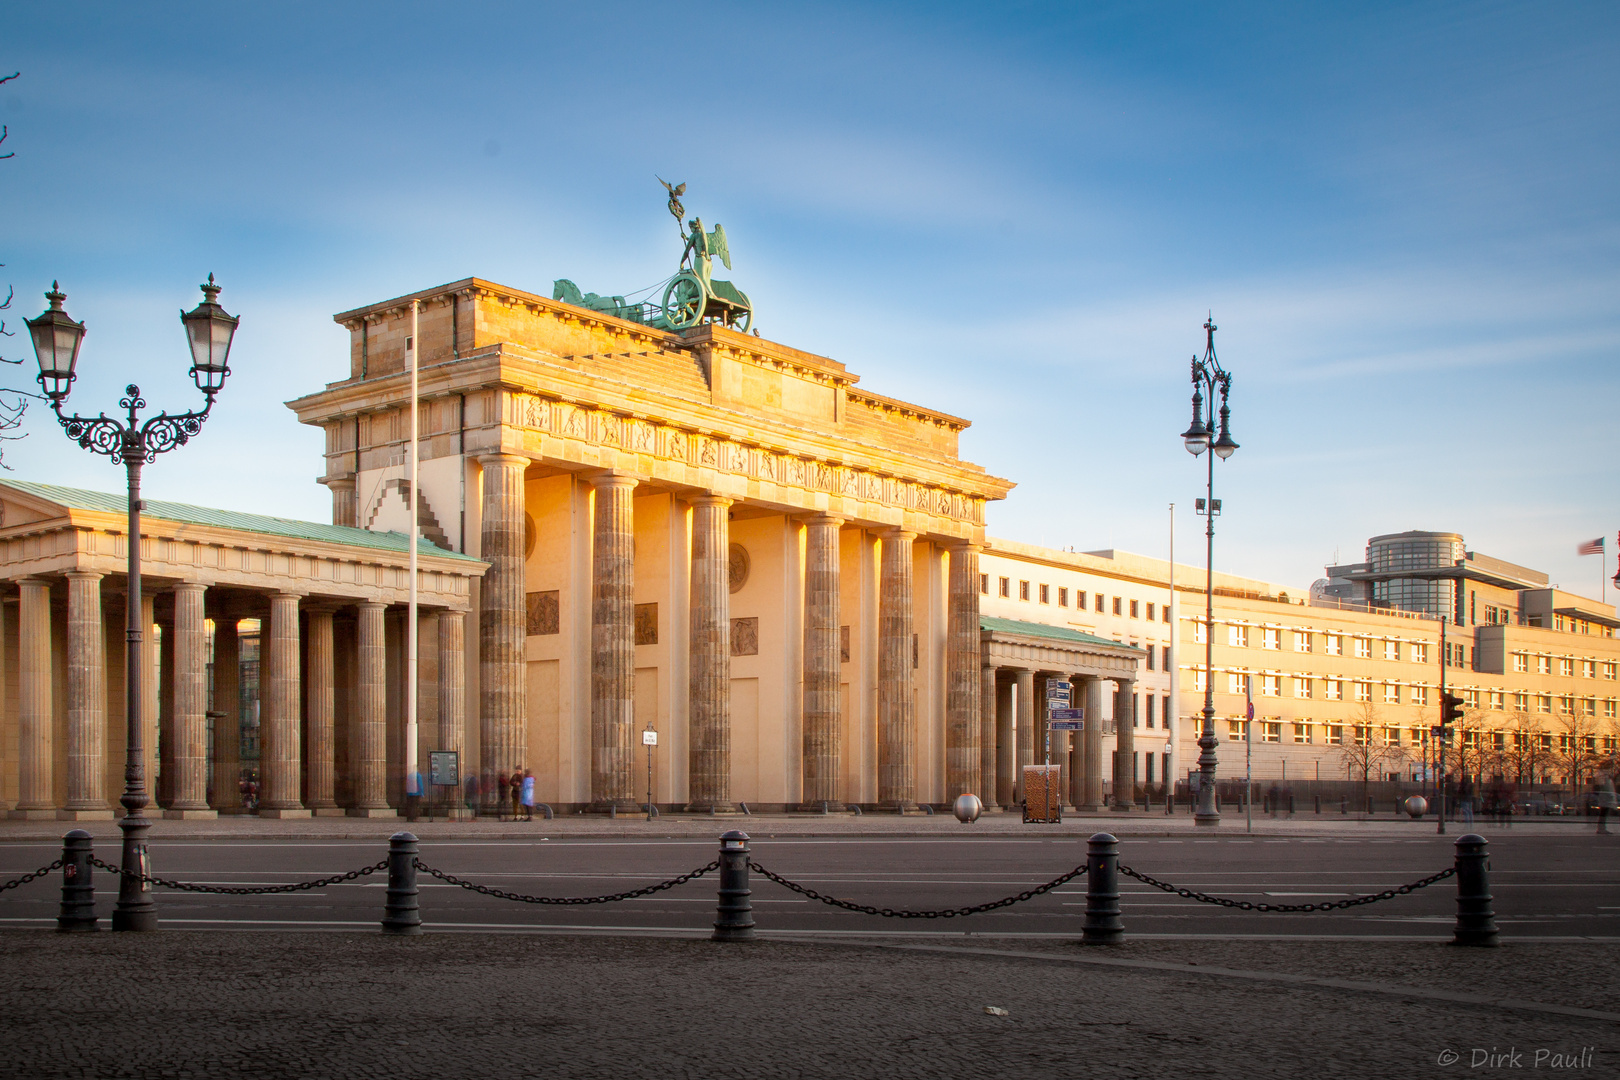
[{"left": 3, "top": 831, "right": 1616, "bottom": 938}]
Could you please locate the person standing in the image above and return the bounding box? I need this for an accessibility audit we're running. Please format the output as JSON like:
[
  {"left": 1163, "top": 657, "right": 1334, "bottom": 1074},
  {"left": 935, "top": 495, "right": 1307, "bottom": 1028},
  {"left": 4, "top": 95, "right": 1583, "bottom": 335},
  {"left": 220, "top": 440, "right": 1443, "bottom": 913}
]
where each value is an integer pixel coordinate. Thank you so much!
[
  {"left": 509, "top": 768, "right": 523, "bottom": 822},
  {"left": 1458, "top": 774, "right": 1475, "bottom": 826},
  {"left": 1595, "top": 769, "right": 1616, "bottom": 836},
  {"left": 521, "top": 770, "right": 536, "bottom": 822}
]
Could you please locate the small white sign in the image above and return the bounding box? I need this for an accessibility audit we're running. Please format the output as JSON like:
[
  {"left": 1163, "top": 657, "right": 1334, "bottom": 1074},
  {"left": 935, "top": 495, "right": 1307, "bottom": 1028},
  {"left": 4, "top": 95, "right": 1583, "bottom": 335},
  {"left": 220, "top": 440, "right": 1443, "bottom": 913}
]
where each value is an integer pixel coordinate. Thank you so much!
[{"left": 642, "top": 730, "right": 659, "bottom": 746}]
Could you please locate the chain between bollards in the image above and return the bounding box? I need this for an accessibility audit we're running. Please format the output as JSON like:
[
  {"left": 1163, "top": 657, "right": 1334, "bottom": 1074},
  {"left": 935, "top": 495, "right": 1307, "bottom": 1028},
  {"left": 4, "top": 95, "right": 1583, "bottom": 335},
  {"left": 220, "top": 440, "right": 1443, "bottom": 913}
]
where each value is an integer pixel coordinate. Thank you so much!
[
  {"left": 1082, "top": 832, "right": 1124, "bottom": 944},
  {"left": 381, "top": 831, "right": 422, "bottom": 936},
  {"left": 1451, "top": 833, "right": 1498, "bottom": 946},
  {"left": 57, "top": 830, "right": 97, "bottom": 933},
  {"left": 712, "top": 830, "right": 755, "bottom": 941}
]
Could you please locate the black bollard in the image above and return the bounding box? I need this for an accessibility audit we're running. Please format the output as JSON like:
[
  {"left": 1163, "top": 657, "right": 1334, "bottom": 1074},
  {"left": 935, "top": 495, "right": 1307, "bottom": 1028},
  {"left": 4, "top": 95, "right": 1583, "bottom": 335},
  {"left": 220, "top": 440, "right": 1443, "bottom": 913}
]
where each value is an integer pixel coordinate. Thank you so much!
[
  {"left": 381, "top": 831, "right": 423, "bottom": 936},
  {"left": 1451, "top": 833, "right": 1499, "bottom": 946},
  {"left": 1081, "top": 832, "right": 1124, "bottom": 945},
  {"left": 712, "top": 830, "right": 756, "bottom": 941},
  {"left": 56, "top": 830, "right": 97, "bottom": 933}
]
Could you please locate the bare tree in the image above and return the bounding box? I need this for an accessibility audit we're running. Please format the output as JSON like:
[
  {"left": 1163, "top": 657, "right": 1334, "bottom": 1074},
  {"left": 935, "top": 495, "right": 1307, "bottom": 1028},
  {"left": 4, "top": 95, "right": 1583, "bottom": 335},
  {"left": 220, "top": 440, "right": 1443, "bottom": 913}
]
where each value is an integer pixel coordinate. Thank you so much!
[
  {"left": 1548, "top": 704, "right": 1604, "bottom": 802},
  {"left": 0, "top": 71, "right": 31, "bottom": 465},
  {"left": 1503, "top": 710, "right": 1551, "bottom": 786},
  {"left": 1335, "top": 702, "right": 1407, "bottom": 807}
]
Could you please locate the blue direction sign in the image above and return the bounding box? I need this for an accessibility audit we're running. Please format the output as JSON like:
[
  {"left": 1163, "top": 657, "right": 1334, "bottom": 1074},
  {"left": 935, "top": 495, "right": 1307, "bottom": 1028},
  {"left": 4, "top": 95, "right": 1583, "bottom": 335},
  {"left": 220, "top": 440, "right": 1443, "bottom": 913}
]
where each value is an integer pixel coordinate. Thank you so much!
[
  {"left": 1048, "top": 708, "right": 1083, "bottom": 721},
  {"left": 1049, "top": 720, "right": 1083, "bottom": 731}
]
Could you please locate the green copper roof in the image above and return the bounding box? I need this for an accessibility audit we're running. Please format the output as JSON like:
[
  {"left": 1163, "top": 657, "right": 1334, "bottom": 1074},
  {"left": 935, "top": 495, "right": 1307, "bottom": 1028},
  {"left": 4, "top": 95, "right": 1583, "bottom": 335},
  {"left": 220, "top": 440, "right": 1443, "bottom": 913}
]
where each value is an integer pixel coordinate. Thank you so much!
[
  {"left": 979, "top": 614, "right": 1144, "bottom": 651},
  {"left": 2, "top": 480, "right": 480, "bottom": 562}
]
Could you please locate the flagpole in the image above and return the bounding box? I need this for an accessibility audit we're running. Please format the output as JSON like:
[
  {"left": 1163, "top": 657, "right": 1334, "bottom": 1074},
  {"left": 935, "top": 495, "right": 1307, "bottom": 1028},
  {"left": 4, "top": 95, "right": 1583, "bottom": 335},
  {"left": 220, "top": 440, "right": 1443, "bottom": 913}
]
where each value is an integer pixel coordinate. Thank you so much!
[{"left": 406, "top": 299, "right": 420, "bottom": 815}]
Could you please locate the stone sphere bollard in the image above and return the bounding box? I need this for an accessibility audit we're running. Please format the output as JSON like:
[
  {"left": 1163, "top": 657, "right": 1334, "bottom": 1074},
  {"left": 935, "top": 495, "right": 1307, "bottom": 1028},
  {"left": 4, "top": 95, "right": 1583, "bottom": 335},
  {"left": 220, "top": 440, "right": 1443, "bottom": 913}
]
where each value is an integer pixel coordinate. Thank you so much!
[
  {"left": 1403, "top": 795, "right": 1428, "bottom": 819},
  {"left": 953, "top": 794, "right": 983, "bottom": 823}
]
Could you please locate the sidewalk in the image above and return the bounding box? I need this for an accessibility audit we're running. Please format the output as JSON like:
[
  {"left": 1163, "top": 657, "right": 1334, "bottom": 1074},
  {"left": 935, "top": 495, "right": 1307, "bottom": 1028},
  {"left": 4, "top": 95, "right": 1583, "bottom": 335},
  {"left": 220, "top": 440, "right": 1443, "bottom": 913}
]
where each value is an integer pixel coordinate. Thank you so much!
[
  {"left": 0, "top": 930, "right": 1613, "bottom": 1079},
  {"left": 0, "top": 806, "right": 1603, "bottom": 843}
]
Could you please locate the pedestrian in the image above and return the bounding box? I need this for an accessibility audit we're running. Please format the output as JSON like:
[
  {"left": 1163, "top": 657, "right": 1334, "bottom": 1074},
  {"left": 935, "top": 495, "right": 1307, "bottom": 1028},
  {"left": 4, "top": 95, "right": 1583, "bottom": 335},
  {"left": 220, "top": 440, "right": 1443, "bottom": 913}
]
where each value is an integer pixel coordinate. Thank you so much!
[
  {"left": 1266, "top": 782, "right": 1281, "bottom": 818},
  {"left": 1595, "top": 770, "right": 1616, "bottom": 836},
  {"left": 521, "top": 770, "right": 536, "bottom": 821},
  {"left": 509, "top": 767, "right": 523, "bottom": 821},
  {"left": 464, "top": 772, "right": 480, "bottom": 817},
  {"left": 1458, "top": 774, "right": 1475, "bottom": 826}
]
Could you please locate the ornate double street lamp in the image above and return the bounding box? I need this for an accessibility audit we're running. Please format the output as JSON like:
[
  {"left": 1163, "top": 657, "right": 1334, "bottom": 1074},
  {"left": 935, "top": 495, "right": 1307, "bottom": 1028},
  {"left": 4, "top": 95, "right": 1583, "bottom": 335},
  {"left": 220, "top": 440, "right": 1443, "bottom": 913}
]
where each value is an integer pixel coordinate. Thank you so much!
[
  {"left": 27, "top": 277, "right": 238, "bottom": 931},
  {"left": 1179, "top": 316, "right": 1238, "bottom": 827}
]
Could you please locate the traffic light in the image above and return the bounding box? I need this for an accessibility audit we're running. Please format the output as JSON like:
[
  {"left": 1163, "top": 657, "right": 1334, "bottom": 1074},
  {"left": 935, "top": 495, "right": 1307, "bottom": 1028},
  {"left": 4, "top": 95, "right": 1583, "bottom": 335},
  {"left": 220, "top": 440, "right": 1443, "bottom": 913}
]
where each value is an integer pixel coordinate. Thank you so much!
[{"left": 1440, "top": 693, "right": 1464, "bottom": 726}]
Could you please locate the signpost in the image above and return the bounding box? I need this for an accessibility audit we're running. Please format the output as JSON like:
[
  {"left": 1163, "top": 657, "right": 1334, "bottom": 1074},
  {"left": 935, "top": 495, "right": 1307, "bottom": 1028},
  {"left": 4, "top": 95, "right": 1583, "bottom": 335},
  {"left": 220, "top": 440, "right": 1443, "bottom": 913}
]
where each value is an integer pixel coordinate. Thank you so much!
[
  {"left": 1044, "top": 681, "right": 1072, "bottom": 767},
  {"left": 429, "top": 751, "right": 458, "bottom": 819},
  {"left": 642, "top": 725, "right": 658, "bottom": 819}
]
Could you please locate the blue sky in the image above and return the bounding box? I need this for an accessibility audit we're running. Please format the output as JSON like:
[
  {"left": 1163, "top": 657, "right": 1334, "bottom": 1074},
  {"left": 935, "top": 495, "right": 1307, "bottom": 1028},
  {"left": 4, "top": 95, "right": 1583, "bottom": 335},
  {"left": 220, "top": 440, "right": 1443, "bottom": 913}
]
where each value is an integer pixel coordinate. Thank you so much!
[{"left": 3, "top": 1, "right": 1617, "bottom": 597}]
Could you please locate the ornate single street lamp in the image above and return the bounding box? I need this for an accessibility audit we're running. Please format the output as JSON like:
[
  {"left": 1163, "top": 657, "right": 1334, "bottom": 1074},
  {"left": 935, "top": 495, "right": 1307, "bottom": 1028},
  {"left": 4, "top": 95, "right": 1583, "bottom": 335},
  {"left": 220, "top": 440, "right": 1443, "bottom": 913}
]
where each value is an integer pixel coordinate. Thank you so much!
[
  {"left": 27, "top": 277, "right": 238, "bottom": 931},
  {"left": 1179, "top": 315, "right": 1237, "bottom": 827}
]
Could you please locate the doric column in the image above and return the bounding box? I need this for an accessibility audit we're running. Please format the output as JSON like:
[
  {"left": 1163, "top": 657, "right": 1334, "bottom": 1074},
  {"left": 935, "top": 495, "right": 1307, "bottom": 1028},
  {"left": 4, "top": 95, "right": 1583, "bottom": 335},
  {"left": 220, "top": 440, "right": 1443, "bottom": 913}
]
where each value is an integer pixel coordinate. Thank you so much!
[
  {"left": 479, "top": 453, "right": 528, "bottom": 808},
  {"left": 210, "top": 617, "right": 240, "bottom": 811},
  {"left": 945, "top": 542, "right": 980, "bottom": 801},
  {"left": 141, "top": 594, "right": 157, "bottom": 814},
  {"left": 305, "top": 606, "right": 339, "bottom": 814},
  {"left": 438, "top": 609, "right": 469, "bottom": 818},
  {"left": 979, "top": 660, "right": 998, "bottom": 804},
  {"left": 260, "top": 592, "right": 309, "bottom": 817},
  {"left": 995, "top": 674, "right": 1015, "bottom": 807},
  {"left": 1013, "top": 669, "right": 1034, "bottom": 803},
  {"left": 64, "top": 571, "right": 110, "bottom": 818},
  {"left": 590, "top": 472, "right": 637, "bottom": 808},
  {"left": 801, "top": 513, "right": 842, "bottom": 808},
  {"left": 687, "top": 494, "right": 733, "bottom": 812},
  {"left": 1114, "top": 677, "right": 1137, "bottom": 809},
  {"left": 877, "top": 528, "right": 917, "bottom": 810},
  {"left": 165, "top": 582, "right": 213, "bottom": 817},
  {"left": 1082, "top": 675, "right": 1105, "bottom": 809},
  {"left": 328, "top": 476, "right": 357, "bottom": 528},
  {"left": 157, "top": 606, "right": 175, "bottom": 808},
  {"left": 351, "top": 601, "right": 393, "bottom": 816},
  {"left": 13, "top": 578, "right": 54, "bottom": 817}
]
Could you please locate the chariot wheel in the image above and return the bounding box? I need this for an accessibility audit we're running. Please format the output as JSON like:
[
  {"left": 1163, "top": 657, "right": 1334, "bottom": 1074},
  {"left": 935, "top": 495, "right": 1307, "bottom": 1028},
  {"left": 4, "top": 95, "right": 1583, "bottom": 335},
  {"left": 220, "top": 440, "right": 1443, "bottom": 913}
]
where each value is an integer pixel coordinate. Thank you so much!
[
  {"left": 662, "top": 273, "right": 707, "bottom": 330},
  {"left": 729, "top": 295, "right": 752, "bottom": 333}
]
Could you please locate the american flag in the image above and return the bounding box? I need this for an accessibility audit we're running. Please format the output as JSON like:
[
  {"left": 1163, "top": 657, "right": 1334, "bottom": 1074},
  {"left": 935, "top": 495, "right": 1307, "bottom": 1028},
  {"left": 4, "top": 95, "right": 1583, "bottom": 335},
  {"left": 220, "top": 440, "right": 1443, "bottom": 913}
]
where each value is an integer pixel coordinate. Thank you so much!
[{"left": 1577, "top": 537, "right": 1605, "bottom": 556}]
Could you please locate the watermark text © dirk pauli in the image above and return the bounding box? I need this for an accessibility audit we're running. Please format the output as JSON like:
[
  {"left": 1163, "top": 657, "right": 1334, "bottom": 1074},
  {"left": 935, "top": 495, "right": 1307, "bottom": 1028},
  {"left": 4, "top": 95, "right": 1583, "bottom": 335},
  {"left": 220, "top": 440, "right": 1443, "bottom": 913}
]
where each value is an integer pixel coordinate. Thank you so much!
[{"left": 1436, "top": 1047, "right": 1598, "bottom": 1069}]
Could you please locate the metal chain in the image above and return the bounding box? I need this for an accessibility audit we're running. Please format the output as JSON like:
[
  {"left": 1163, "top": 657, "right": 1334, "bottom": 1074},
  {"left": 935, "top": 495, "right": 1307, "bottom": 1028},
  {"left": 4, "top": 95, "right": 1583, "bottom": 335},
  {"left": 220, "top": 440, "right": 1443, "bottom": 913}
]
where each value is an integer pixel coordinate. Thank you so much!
[
  {"left": 0, "top": 860, "right": 65, "bottom": 894},
  {"left": 746, "top": 859, "right": 1088, "bottom": 919},
  {"left": 414, "top": 858, "right": 720, "bottom": 906},
  {"left": 1118, "top": 864, "right": 1457, "bottom": 913},
  {"left": 87, "top": 856, "right": 388, "bottom": 895}
]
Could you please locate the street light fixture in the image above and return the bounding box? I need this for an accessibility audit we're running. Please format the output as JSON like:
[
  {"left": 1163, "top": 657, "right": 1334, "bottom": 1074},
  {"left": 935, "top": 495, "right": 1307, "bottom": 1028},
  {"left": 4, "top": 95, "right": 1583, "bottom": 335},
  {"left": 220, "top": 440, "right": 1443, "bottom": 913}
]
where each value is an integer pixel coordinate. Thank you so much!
[
  {"left": 27, "top": 277, "right": 238, "bottom": 931},
  {"left": 1180, "top": 315, "right": 1237, "bottom": 827}
]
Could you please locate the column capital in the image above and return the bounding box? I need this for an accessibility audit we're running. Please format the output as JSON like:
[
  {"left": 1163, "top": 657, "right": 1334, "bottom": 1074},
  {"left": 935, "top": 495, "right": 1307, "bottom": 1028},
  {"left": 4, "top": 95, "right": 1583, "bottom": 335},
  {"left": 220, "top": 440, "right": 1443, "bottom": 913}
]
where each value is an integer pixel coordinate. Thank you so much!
[
  {"left": 171, "top": 581, "right": 206, "bottom": 595},
  {"left": 477, "top": 452, "right": 530, "bottom": 469},
  {"left": 882, "top": 527, "right": 917, "bottom": 542},
  {"left": 689, "top": 491, "right": 733, "bottom": 509},
  {"left": 269, "top": 591, "right": 306, "bottom": 604},
  {"left": 323, "top": 476, "right": 356, "bottom": 492},
  {"left": 799, "top": 512, "right": 844, "bottom": 528},
  {"left": 944, "top": 539, "right": 981, "bottom": 554},
  {"left": 63, "top": 569, "right": 105, "bottom": 583},
  {"left": 16, "top": 575, "right": 50, "bottom": 587},
  {"left": 588, "top": 470, "right": 640, "bottom": 492}
]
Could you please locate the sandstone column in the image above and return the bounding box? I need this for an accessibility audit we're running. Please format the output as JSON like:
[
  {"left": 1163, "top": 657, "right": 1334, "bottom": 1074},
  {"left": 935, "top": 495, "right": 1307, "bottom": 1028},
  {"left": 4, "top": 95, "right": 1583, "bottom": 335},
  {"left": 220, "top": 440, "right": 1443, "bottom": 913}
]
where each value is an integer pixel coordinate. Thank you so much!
[
  {"left": 1012, "top": 668, "right": 1036, "bottom": 804},
  {"left": 1114, "top": 678, "right": 1136, "bottom": 809},
  {"left": 687, "top": 494, "right": 733, "bottom": 812},
  {"left": 945, "top": 542, "right": 980, "bottom": 801},
  {"left": 64, "top": 571, "right": 110, "bottom": 818},
  {"left": 328, "top": 476, "right": 357, "bottom": 528},
  {"left": 591, "top": 472, "right": 637, "bottom": 809},
  {"left": 351, "top": 601, "right": 393, "bottom": 816},
  {"left": 438, "top": 609, "right": 469, "bottom": 819},
  {"left": 801, "top": 513, "right": 842, "bottom": 808},
  {"left": 210, "top": 616, "right": 241, "bottom": 811},
  {"left": 995, "top": 674, "right": 1015, "bottom": 807},
  {"left": 165, "top": 582, "right": 213, "bottom": 817},
  {"left": 13, "top": 578, "right": 54, "bottom": 817},
  {"left": 979, "top": 660, "right": 998, "bottom": 804},
  {"left": 141, "top": 594, "right": 157, "bottom": 814},
  {"left": 877, "top": 528, "right": 917, "bottom": 810},
  {"left": 1082, "top": 675, "right": 1105, "bottom": 809},
  {"left": 305, "top": 606, "right": 339, "bottom": 815},
  {"left": 157, "top": 607, "right": 175, "bottom": 808},
  {"left": 479, "top": 453, "right": 528, "bottom": 809},
  {"left": 260, "top": 592, "right": 309, "bottom": 817}
]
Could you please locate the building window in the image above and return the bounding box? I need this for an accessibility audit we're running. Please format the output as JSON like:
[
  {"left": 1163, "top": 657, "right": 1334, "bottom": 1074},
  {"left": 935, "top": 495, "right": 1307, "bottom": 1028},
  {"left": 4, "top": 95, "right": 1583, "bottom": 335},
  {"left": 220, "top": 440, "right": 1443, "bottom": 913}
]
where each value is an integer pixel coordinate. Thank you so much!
[
  {"left": 1145, "top": 696, "right": 1156, "bottom": 728},
  {"left": 1354, "top": 681, "right": 1372, "bottom": 703},
  {"left": 1058, "top": 587, "right": 1068, "bottom": 607},
  {"left": 1193, "top": 669, "right": 1207, "bottom": 692},
  {"left": 1228, "top": 720, "right": 1246, "bottom": 742},
  {"left": 1383, "top": 683, "right": 1400, "bottom": 705},
  {"left": 1537, "top": 695, "right": 1552, "bottom": 714},
  {"left": 1353, "top": 725, "right": 1371, "bottom": 746},
  {"left": 1464, "top": 689, "right": 1479, "bottom": 708},
  {"left": 1019, "top": 580, "right": 1030, "bottom": 601},
  {"left": 1261, "top": 721, "right": 1281, "bottom": 743},
  {"left": 1604, "top": 662, "right": 1617, "bottom": 681},
  {"left": 1260, "top": 674, "right": 1280, "bottom": 697},
  {"left": 1163, "top": 606, "right": 1172, "bottom": 624},
  {"left": 1512, "top": 653, "right": 1528, "bottom": 673},
  {"left": 1229, "top": 673, "right": 1250, "bottom": 696},
  {"left": 1163, "top": 647, "right": 1171, "bottom": 669},
  {"left": 1559, "top": 657, "right": 1574, "bottom": 678},
  {"left": 1129, "top": 599, "right": 1139, "bottom": 618},
  {"left": 1354, "top": 637, "right": 1372, "bottom": 659},
  {"left": 980, "top": 573, "right": 989, "bottom": 595},
  {"left": 1582, "top": 659, "right": 1595, "bottom": 678},
  {"left": 1383, "top": 640, "right": 1399, "bottom": 661},
  {"left": 1512, "top": 691, "right": 1528, "bottom": 711},
  {"left": 1603, "top": 699, "right": 1617, "bottom": 719},
  {"left": 1488, "top": 691, "right": 1504, "bottom": 710},
  {"left": 1538, "top": 733, "right": 1553, "bottom": 752},
  {"left": 1113, "top": 596, "right": 1122, "bottom": 616},
  {"left": 1325, "top": 680, "right": 1343, "bottom": 701},
  {"left": 1559, "top": 696, "right": 1574, "bottom": 715},
  {"left": 1294, "top": 722, "right": 1312, "bottom": 744},
  {"left": 1295, "top": 631, "right": 1312, "bottom": 652},
  {"left": 1325, "top": 635, "right": 1342, "bottom": 656},
  {"left": 1583, "top": 697, "right": 1597, "bottom": 717},
  {"left": 1412, "top": 642, "right": 1428, "bottom": 664},
  {"left": 1229, "top": 625, "right": 1249, "bottom": 647},
  {"left": 1492, "top": 732, "right": 1505, "bottom": 750},
  {"left": 1193, "top": 621, "right": 1207, "bottom": 644},
  {"left": 1410, "top": 727, "right": 1425, "bottom": 745},
  {"left": 1382, "top": 726, "right": 1401, "bottom": 747},
  {"left": 1039, "top": 584, "right": 1050, "bottom": 604},
  {"left": 1146, "top": 602, "right": 1156, "bottom": 621},
  {"left": 1294, "top": 677, "right": 1313, "bottom": 699},
  {"left": 1412, "top": 685, "right": 1429, "bottom": 706},
  {"left": 1261, "top": 628, "right": 1280, "bottom": 650},
  {"left": 1326, "top": 724, "right": 1344, "bottom": 745},
  {"left": 1145, "top": 645, "right": 1156, "bottom": 671},
  {"left": 1537, "top": 655, "right": 1551, "bottom": 675},
  {"left": 1095, "top": 592, "right": 1105, "bottom": 613},
  {"left": 999, "top": 577, "right": 1010, "bottom": 598}
]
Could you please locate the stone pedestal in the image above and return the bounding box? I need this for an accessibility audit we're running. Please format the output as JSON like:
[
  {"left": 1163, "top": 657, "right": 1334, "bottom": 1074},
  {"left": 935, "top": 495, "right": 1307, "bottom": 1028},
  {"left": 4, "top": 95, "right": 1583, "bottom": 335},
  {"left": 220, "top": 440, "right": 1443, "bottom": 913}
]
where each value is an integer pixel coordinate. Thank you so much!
[
  {"left": 64, "top": 572, "right": 107, "bottom": 815},
  {"left": 260, "top": 592, "right": 304, "bottom": 813},
  {"left": 479, "top": 453, "right": 528, "bottom": 809},
  {"left": 687, "top": 494, "right": 733, "bottom": 813},
  {"left": 800, "top": 514, "right": 842, "bottom": 808},
  {"left": 944, "top": 543, "right": 980, "bottom": 800},
  {"left": 877, "top": 529, "right": 917, "bottom": 811}
]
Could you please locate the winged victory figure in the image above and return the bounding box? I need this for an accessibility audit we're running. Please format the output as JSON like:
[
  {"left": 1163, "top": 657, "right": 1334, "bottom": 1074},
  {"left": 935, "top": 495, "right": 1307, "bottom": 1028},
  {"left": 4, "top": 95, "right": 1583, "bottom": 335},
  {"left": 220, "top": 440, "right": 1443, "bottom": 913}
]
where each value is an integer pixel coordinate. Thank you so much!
[{"left": 657, "top": 176, "right": 686, "bottom": 228}]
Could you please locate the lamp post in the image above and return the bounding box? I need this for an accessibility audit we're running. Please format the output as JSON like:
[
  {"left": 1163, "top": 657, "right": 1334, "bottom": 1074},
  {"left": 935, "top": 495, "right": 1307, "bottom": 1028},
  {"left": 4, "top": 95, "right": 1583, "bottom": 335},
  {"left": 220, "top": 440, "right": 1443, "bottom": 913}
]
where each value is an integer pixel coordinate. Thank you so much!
[
  {"left": 27, "top": 277, "right": 238, "bottom": 931},
  {"left": 1179, "top": 315, "right": 1238, "bottom": 827}
]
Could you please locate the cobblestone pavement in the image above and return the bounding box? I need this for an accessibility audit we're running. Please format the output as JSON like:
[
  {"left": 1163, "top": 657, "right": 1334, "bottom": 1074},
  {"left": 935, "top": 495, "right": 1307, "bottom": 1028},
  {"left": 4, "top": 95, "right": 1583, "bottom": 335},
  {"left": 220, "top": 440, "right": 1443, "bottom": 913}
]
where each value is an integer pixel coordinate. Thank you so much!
[{"left": 3, "top": 932, "right": 1613, "bottom": 1079}]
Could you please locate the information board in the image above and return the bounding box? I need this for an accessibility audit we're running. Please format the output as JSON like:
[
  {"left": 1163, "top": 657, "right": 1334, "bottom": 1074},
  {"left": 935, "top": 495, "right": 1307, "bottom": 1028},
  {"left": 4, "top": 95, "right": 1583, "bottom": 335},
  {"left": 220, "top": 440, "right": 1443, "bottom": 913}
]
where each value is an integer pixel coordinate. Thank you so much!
[{"left": 429, "top": 751, "right": 459, "bottom": 788}]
